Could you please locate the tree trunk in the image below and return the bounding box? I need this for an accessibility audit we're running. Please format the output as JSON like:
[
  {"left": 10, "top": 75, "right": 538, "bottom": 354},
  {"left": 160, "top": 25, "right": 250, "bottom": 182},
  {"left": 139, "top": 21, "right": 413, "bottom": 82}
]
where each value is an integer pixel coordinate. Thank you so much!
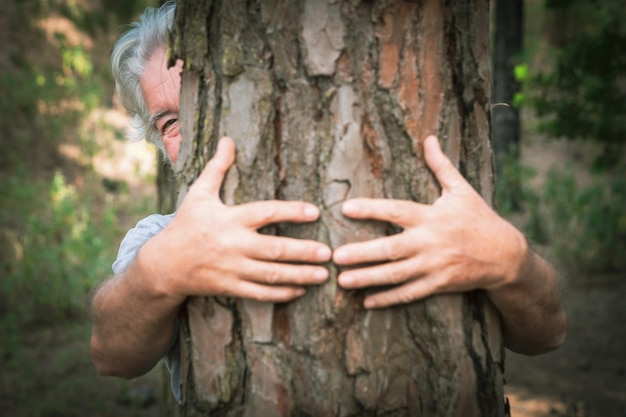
[
  {"left": 492, "top": 0, "right": 523, "bottom": 209},
  {"left": 170, "top": 0, "right": 504, "bottom": 415},
  {"left": 156, "top": 153, "right": 180, "bottom": 215}
]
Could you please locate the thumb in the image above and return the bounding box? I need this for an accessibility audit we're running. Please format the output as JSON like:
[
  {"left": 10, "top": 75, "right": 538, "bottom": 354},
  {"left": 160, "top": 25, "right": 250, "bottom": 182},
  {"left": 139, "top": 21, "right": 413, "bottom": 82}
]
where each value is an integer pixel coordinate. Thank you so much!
[
  {"left": 423, "top": 135, "right": 465, "bottom": 192},
  {"left": 192, "top": 137, "right": 236, "bottom": 196}
]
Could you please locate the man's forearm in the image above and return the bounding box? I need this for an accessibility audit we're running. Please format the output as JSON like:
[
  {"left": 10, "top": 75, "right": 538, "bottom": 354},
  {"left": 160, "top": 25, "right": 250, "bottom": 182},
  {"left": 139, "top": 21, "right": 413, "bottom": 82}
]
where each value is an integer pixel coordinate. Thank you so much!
[
  {"left": 489, "top": 243, "right": 567, "bottom": 355},
  {"left": 90, "top": 249, "right": 182, "bottom": 378}
]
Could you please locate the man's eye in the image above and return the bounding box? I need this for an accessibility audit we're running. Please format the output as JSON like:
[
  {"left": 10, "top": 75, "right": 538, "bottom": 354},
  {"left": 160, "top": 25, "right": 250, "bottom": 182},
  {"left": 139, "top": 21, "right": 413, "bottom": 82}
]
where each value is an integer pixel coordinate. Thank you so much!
[{"left": 162, "top": 118, "right": 178, "bottom": 135}]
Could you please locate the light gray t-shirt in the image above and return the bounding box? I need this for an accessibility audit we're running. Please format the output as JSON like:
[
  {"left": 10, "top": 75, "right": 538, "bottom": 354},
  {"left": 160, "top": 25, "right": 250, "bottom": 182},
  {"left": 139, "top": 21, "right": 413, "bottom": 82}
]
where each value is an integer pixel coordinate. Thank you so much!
[{"left": 112, "top": 213, "right": 182, "bottom": 404}]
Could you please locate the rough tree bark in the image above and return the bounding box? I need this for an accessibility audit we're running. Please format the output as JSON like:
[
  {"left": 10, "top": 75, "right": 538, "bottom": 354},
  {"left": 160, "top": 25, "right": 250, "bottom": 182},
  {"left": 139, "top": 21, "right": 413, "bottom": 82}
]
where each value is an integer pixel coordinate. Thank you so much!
[{"left": 169, "top": 0, "right": 504, "bottom": 415}]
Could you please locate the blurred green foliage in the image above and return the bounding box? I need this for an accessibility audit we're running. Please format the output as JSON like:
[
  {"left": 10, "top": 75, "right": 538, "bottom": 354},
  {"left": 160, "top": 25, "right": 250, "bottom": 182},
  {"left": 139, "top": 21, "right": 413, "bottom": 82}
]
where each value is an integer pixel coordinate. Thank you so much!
[
  {"left": 512, "top": 63, "right": 529, "bottom": 108},
  {"left": 530, "top": 0, "right": 626, "bottom": 169},
  {"left": 0, "top": 2, "right": 159, "bottom": 415},
  {"left": 495, "top": 0, "right": 626, "bottom": 274},
  {"left": 495, "top": 147, "right": 549, "bottom": 245},
  {"left": 0, "top": 172, "right": 119, "bottom": 327},
  {"left": 0, "top": 0, "right": 155, "bottom": 351},
  {"left": 542, "top": 169, "right": 626, "bottom": 272},
  {"left": 497, "top": 156, "right": 626, "bottom": 273}
]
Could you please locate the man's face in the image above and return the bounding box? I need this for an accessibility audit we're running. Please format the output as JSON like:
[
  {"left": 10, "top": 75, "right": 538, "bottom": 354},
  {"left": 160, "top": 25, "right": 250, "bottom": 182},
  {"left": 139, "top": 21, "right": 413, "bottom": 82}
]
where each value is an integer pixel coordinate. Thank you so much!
[{"left": 141, "top": 46, "right": 183, "bottom": 164}]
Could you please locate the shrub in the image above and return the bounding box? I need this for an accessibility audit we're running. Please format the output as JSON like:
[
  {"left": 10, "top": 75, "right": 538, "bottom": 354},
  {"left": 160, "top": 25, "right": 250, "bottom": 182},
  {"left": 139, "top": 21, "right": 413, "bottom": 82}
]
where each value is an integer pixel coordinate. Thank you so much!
[
  {"left": 0, "top": 172, "right": 122, "bottom": 328},
  {"left": 541, "top": 169, "right": 626, "bottom": 272}
]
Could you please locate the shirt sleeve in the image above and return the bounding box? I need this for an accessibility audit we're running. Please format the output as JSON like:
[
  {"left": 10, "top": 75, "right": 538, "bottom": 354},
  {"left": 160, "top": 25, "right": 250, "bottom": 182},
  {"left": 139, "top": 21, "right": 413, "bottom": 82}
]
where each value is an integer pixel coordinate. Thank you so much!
[{"left": 112, "top": 213, "right": 175, "bottom": 275}]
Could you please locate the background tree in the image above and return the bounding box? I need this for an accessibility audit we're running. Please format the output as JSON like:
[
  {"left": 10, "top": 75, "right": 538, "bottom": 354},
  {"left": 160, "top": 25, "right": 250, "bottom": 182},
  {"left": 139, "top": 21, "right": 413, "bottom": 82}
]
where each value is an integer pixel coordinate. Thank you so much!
[
  {"left": 156, "top": 156, "right": 179, "bottom": 214},
  {"left": 531, "top": 0, "right": 626, "bottom": 169},
  {"left": 170, "top": 0, "right": 504, "bottom": 415},
  {"left": 491, "top": 0, "right": 524, "bottom": 210},
  {"left": 516, "top": 0, "right": 626, "bottom": 272}
]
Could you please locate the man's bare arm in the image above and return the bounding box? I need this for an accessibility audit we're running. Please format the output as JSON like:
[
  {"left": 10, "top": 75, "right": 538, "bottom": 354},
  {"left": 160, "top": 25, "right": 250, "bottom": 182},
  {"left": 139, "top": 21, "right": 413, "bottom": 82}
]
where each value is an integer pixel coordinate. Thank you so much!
[
  {"left": 487, "top": 238, "right": 566, "bottom": 354},
  {"left": 333, "top": 135, "right": 566, "bottom": 355},
  {"left": 90, "top": 249, "right": 183, "bottom": 377}
]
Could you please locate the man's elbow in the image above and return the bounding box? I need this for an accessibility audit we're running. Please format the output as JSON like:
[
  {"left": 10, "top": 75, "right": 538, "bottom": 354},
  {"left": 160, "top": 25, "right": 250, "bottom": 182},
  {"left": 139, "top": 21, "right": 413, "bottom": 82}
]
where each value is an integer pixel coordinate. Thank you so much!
[
  {"left": 541, "top": 306, "right": 568, "bottom": 351},
  {"left": 542, "top": 310, "right": 568, "bottom": 353},
  {"left": 90, "top": 335, "right": 146, "bottom": 379},
  {"left": 508, "top": 310, "right": 567, "bottom": 356}
]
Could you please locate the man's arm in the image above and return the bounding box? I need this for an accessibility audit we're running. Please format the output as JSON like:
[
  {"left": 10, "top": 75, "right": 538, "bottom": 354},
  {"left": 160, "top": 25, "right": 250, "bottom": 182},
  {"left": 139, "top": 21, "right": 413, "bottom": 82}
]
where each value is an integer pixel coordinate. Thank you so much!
[
  {"left": 90, "top": 250, "right": 183, "bottom": 378},
  {"left": 90, "top": 138, "right": 332, "bottom": 377},
  {"left": 332, "top": 135, "right": 566, "bottom": 355},
  {"left": 486, "top": 241, "right": 566, "bottom": 354}
]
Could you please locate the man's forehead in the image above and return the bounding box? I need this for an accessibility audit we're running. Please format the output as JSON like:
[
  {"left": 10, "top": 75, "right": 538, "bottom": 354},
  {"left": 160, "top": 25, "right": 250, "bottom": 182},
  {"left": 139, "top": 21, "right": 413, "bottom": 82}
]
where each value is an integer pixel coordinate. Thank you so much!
[{"left": 141, "top": 47, "right": 183, "bottom": 113}]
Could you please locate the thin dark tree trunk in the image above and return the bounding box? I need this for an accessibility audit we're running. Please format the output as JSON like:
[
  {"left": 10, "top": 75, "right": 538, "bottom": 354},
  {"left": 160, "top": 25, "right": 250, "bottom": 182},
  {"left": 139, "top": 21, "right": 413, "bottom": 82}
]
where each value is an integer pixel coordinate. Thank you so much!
[
  {"left": 492, "top": 0, "right": 523, "bottom": 209},
  {"left": 156, "top": 154, "right": 179, "bottom": 214},
  {"left": 170, "top": 1, "right": 505, "bottom": 415}
]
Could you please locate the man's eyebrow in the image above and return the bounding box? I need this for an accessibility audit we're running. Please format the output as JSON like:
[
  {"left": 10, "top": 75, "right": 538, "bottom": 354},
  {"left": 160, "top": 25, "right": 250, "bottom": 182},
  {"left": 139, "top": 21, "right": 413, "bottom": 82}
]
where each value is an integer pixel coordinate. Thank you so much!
[{"left": 148, "top": 110, "right": 177, "bottom": 131}]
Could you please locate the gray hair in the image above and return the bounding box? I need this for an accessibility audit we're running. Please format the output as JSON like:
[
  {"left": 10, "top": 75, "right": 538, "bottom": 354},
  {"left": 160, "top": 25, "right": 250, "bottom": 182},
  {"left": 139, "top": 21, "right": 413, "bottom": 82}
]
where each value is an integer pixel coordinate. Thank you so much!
[{"left": 111, "top": 1, "right": 176, "bottom": 152}]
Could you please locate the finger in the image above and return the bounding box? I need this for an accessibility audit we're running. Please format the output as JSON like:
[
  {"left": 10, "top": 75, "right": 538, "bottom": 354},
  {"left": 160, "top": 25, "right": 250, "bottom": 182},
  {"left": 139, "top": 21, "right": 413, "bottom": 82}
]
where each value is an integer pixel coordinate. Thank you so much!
[
  {"left": 362, "top": 275, "right": 441, "bottom": 309},
  {"left": 246, "top": 235, "right": 332, "bottom": 263},
  {"left": 192, "top": 137, "right": 236, "bottom": 195},
  {"left": 216, "top": 280, "right": 307, "bottom": 303},
  {"left": 235, "top": 200, "right": 321, "bottom": 228},
  {"left": 340, "top": 198, "right": 425, "bottom": 227},
  {"left": 240, "top": 259, "right": 329, "bottom": 286},
  {"left": 337, "top": 258, "right": 420, "bottom": 289},
  {"left": 333, "top": 234, "right": 416, "bottom": 265},
  {"left": 423, "top": 135, "right": 466, "bottom": 192}
]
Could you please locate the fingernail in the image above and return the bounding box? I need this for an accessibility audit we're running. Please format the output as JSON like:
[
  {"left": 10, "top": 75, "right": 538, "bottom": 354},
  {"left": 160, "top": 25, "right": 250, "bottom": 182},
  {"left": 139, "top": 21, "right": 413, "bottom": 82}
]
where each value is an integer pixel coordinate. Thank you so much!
[
  {"left": 304, "top": 205, "right": 319, "bottom": 219},
  {"left": 316, "top": 246, "right": 331, "bottom": 261},
  {"left": 364, "top": 298, "right": 376, "bottom": 309},
  {"left": 342, "top": 200, "right": 357, "bottom": 215},
  {"left": 333, "top": 248, "right": 347, "bottom": 263},
  {"left": 338, "top": 274, "right": 353, "bottom": 287}
]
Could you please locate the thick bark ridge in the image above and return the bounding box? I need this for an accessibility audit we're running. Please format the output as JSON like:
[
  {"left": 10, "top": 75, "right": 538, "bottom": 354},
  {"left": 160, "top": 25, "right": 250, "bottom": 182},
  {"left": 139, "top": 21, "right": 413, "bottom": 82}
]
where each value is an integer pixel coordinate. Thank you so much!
[{"left": 170, "top": 0, "right": 503, "bottom": 416}]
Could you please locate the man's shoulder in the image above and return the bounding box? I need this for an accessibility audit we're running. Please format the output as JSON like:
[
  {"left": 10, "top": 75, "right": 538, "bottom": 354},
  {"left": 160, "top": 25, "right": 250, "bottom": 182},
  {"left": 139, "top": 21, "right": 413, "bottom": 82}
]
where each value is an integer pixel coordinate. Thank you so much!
[
  {"left": 132, "top": 212, "right": 176, "bottom": 232},
  {"left": 112, "top": 213, "right": 175, "bottom": 274}
]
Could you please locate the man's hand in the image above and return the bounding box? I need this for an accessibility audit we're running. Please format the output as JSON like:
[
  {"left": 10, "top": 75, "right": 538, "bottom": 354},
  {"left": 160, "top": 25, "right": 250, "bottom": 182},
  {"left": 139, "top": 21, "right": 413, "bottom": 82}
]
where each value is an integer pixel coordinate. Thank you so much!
[
  {"left": 140, "top": 137, "right": 332, "bottom": 304},
  {"left": 332, "top": 135, "right": 566, "bottom": 354},
  {"left": 333, "top": 135, "right": 526, "bottom": 308}
]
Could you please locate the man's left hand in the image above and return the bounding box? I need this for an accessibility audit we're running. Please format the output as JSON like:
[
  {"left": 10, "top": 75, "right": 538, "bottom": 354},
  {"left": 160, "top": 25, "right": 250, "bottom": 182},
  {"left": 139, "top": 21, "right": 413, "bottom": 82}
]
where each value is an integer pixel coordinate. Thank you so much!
[{"left": 333, "top": 135, "right": 526, "bottom": 309}]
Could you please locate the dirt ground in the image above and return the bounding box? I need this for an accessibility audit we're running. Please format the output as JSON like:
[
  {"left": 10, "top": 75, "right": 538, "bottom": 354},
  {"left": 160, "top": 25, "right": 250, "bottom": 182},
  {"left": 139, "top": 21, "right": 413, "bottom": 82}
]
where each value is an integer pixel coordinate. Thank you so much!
[
  {"left": 505, "top": 271, "right": 626, "bottom": 417},
  {"left": 2, "top": 270, "right": 623, "bottom": 417}
]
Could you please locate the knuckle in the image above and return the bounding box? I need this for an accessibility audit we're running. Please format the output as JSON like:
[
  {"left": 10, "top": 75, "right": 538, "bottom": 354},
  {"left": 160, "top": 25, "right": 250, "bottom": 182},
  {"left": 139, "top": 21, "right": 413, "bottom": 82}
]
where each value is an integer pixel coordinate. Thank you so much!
[
  {"left": 384, "top": 239, "right": 401, "bottom": 261},
  {"left": 398, "top": 290, "right": 414, "bottom": 304},
  {"left": 254, "top": 291, "right": 272, "bottom": 303},
  {"left": 247, "top": 203, "right": 278, "bottom": 226},
  {"left": 264, "top": 270, "right": 281, "bottom": 285},
  {"left": 207, "top": 240, "right": 228, "bottom": 259},
  {"left": 388, "top": 265, "right": 405, "bottom": 284},
  {"left": 387, "top": 201, "right": 403, "bottom": 222},
  {"left": 432, "top": 273, "right": 451, "bottom": 292},
  {"left": 260, "top": 205, "right": 279, "bottom": 224},
  {"left": 266, "top": 243, "right": 285, "bottom": 261}
]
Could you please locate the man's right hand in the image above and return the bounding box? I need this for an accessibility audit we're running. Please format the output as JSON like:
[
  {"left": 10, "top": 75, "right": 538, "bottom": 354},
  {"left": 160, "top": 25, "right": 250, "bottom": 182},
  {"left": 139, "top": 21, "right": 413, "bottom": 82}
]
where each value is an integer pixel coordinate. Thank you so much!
[{"left": 139, "top": 136, "right": 332, "bottom": 303}]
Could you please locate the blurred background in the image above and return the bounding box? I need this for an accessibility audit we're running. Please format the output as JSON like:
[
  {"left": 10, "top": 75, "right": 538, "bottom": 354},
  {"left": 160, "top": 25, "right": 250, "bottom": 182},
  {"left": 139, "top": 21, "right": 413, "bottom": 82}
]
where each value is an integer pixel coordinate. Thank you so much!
[{"left": 0, "top": 0, "right": 623, "bottom": 416}]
